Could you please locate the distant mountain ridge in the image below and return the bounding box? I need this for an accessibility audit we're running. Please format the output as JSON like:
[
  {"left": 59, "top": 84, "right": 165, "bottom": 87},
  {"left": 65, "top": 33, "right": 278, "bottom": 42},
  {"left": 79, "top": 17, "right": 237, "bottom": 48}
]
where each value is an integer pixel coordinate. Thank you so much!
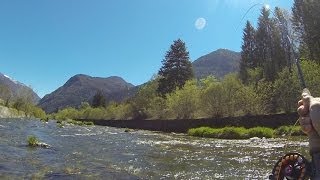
[
  {"left": 38, "top": 74, "right": 135, "bottom": 113},
  {"left": 0, "top": 73, "right": 40, "bottom": 103},
  {"left": 39, "top": 49, "right": 240, "bottom": 113},
  {"left": 2, "top": 49, "right": 240, "bottom": 113},
  {"left": 192, "top": 49, "right": 240, "bottom": 79}
]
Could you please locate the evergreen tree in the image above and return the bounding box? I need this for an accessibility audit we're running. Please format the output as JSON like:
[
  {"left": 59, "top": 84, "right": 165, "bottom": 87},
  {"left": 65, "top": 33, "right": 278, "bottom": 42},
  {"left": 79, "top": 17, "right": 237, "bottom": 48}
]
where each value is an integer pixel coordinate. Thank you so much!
[
  {"left": 255, "top": 7, "right": 271, "bottom": 68},
  {"left": 91, "top": 90, "right": 106, "bottom": 108},
  {"left": 239, "top": 21, "right": 256, "bottom": 83},
  {"left": 292, "top": 0, "right": 320, "bottom": 61},
  {"left": 274, "top": 7, "right": 294, "bottom": 72},
  {"left": 157, "top": 39, "right": 194, "bottom": 96},
  {"left": 255, "top": 7, "right": 285, "bottom": 81},
  {"left": 270, "top": 16, "right": 286, "bottom": 76}
]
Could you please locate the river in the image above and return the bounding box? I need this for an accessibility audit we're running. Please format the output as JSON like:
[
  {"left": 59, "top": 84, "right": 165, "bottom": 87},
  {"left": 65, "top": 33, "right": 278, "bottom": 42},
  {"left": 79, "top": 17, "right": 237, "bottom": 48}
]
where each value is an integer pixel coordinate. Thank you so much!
[{"left": 0, "top": 118, "right": 310, "bottom": 179}]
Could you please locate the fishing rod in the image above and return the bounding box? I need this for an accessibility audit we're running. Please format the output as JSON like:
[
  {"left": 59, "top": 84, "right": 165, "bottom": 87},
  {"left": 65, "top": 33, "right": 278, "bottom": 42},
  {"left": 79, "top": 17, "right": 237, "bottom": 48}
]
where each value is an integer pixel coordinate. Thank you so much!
[
  {"left": 237, "top": 3, "right": 312, "bottom": 179},
  {"left": 265, "top": 6, "right": 313, "bottom": 180},
  {"left": 238, "top": 3, "right": 307, "bottom": 90}
]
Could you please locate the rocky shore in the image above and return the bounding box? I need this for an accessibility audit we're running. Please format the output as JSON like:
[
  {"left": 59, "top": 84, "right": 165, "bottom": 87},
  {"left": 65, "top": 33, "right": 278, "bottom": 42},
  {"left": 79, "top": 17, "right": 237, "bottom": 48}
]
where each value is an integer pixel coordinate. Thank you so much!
[{"left": 0, "top": 105, "right": 25, "bottom": 118}]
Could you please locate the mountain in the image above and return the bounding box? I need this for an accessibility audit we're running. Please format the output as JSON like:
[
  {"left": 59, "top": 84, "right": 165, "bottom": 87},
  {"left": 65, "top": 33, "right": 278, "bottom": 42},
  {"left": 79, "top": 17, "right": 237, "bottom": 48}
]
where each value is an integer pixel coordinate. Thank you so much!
[
  {"left": 0, "top": 73, "right": 40, "bottom": 103},
  {"left": 192, "top": 49, "right": 241, "bottom": 79},
  {"left": 38, "top": 74, "right": 135, "bottom": 113}
]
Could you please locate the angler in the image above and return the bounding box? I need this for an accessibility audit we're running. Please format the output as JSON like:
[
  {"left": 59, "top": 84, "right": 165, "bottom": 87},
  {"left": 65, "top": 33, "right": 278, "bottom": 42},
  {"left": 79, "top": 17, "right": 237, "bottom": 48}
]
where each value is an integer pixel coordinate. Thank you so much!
[{"left": 270, "top": 90, "right": 320, "bottom": 180}]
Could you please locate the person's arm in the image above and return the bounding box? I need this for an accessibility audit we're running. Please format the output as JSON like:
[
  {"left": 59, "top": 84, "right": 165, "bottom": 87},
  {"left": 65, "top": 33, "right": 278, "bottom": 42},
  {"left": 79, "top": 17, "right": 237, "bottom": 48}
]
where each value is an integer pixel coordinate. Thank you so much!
[{"left": 298, "top": 90, "right": 320, "bottom": 178}]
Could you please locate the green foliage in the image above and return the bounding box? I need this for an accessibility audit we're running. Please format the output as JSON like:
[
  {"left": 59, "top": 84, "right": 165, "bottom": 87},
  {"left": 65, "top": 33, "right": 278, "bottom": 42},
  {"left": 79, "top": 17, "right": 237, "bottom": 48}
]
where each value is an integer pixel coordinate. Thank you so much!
[
  {"left": 147, "top": 96, "right": 168, "bottom": 119},
  {"left": 27, "top": 135, "right": 39, "bottom": 147},
  {"left": 189, "top": 126, "right": 305, "bottom": 139},
  {"left": 247, "top": 127, "right": 274, "bottom": 138},
  {"left": 300, "top": 60, "right": 320, "bottom": 97},
  {"left": 50, "top": 57, "right": 320, "bottom": 121},
  {"left": 166, "top": 80, "right": 199, "bottom": 119},
  {"left": 91, "top": 90, "right": 106, "bottom": 108},
  {"left": 84, "top": 121, "right": 94, "bottom": 125},
  {"left": 254, "top": 79, "right": 275, "bottom": 113},
  {"left": 273, "top": 67, "right": 300, "bottom": 112},
  {"left": 130, "top": 80, "right": 159, "bottom": 119},
  {"left": 240, "top": 21, "right": 257, "bottom": 83},
  {"left": 219, "top": 127, "right": 248, "bottom": 139},
  {"left": 198, "top": 76, "right": 225, "bottom": 117},
  {"left": 0, "top": 85, "right": 11, "bottom": 107},
  {"left": 54, "top": 107, "right": 80, "bottom": 121},
  {"left": 274, "top": 126, "right": 304, "bottom": 136},
  {"left": 157, "top": 39, "right": 194, "bottom": 96},
  {"left": 188, "top": 126, "right": 274, "bottom": 139},
  {"left": 65, "top": 119, "right": 94, "bottom": 126},
  {"left": 81, "top": 106, "right": 107, "bottom": 119},
  {"left": 292, "top": 0, "right": 320, "bottom": 61}
]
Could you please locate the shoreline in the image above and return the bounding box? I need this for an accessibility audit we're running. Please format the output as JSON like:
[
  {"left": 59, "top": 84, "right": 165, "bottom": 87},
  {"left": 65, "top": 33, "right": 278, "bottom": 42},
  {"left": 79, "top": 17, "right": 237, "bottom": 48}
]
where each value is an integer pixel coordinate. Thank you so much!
[{"left": 77, "top": 112, "right": 298, "bottom": 133}]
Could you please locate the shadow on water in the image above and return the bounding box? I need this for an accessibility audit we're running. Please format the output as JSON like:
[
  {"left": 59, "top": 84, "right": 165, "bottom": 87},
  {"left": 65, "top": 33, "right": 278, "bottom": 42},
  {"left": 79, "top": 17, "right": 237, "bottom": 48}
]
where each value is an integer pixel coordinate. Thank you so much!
[{"left": 0, "top": 118, "right": 309, "bottom": 179}]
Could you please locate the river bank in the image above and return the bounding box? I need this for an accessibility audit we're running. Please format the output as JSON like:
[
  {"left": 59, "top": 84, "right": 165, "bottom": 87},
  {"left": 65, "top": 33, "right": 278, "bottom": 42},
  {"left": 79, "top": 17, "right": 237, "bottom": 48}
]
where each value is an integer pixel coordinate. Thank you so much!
[
  {"left": 77, "top": 112, "right": 298, "bottom": 133},
  {"left": 0, "top": 105, "right": 25, "bottom": 118}
]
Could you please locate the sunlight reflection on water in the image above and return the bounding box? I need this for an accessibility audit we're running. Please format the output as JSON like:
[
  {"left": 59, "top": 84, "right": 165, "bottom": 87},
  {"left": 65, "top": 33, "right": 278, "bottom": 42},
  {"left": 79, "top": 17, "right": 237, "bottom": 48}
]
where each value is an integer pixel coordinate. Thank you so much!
[{"left": 0, "top": 118, "right": 310, "bottom": 179}]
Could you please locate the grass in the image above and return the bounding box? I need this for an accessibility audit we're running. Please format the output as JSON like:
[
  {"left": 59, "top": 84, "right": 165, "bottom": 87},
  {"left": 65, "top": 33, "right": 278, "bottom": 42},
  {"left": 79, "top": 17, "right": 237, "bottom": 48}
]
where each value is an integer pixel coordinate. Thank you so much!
[
  {"left": 27, "top": 135, "right": 39, "bottom": 146},
  {"left": 188, "top": 126, "right": 252, "bottom": 139},
  {"left": 55, "top": 119, "right": 94, "bottom": 127},
  {"left": 274, "top": 126, "right": 305, "bottom": 136},
  {"left": 188, "top": 126, "right": 304, "bottom": 139}
]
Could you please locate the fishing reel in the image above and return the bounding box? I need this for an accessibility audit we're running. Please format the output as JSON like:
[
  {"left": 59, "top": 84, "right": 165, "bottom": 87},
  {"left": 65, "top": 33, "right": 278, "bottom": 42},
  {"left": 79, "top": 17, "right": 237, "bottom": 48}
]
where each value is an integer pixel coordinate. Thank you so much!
[{"left": 269, "top": 153, "right": 312, "bottom": 180}]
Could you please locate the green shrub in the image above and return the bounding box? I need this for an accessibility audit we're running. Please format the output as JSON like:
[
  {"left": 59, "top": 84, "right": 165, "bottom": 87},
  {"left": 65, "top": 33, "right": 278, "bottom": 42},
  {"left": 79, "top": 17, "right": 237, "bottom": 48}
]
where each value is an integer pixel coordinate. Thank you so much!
[
  {"left": 188, "top": 127, "right": 248, "bottom": 139},
  {"left": 219, "top": 127, "right": 247, "bottom": 139},
  {"left": 247, "top": 127, "right": 274, "bottom": 138},
  {"left": 188, "top": 127, "right": 211, "bottom": 137},
  {"left": 27, "top": 135, "right": 39, "bottom": 146},
  {"left": 275, "top": 126, "right": 305, "bottom": 136},
  {"left": 83, "top": 121, "right": 94, "bottom": 126}
]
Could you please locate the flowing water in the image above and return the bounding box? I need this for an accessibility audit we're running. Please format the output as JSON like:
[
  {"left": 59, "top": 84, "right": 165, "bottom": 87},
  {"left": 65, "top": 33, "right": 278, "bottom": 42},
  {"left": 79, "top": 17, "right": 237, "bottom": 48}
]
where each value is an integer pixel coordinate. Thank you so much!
[{"left": 0, "top": 118, "right": 310, "bottom": 179}]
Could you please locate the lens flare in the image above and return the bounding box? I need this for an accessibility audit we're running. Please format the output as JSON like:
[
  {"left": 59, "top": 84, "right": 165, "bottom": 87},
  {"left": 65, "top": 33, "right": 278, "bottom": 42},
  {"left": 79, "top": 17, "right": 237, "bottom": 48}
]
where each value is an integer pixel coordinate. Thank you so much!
[{"left": 195, "top": 18, "right": 206, "bottom": 30}]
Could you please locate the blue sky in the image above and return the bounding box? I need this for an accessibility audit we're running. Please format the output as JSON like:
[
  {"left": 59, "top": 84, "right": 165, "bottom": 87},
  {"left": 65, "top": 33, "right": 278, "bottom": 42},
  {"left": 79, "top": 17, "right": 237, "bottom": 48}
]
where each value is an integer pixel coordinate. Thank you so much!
[{"left": 0, "top": 0, "right": 293, "bottom": 97}]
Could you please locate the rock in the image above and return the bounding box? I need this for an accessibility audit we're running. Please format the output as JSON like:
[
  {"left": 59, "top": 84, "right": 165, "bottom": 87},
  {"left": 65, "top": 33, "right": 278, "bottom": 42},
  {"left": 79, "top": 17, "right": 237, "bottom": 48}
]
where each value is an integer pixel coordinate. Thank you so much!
[
  {"left": 34, "top": 142, "right": 50, "bottom": 148},
  {"left": 250, "top": 137, "right": 260, "bottom": 142},
  {"left": 249, "top": 137, "right": 267, "bottom": 143}
]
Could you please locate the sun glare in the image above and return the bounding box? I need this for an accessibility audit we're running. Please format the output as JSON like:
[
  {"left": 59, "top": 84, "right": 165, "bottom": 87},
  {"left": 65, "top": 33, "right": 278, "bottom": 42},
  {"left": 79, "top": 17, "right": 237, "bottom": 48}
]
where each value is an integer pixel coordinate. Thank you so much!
[{"left": 195, "top": 17, "right": 206, "bottom": 30}]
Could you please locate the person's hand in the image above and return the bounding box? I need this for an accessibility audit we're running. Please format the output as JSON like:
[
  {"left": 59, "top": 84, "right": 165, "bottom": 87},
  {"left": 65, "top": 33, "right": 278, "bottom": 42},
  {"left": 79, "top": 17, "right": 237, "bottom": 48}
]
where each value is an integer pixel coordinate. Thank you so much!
[{"left": 297, "top": 91, "right": 313, "bottom": 134}]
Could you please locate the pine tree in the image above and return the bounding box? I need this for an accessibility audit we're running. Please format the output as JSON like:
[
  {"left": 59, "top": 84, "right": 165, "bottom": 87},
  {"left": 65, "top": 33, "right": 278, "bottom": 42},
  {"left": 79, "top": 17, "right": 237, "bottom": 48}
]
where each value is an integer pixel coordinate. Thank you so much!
[
  {"left": 274, "top": 7, "right": 294, "bottom": 72},
  {"left": 157, "top": 39, "right": 194, "bottom": 96},
  {"left": 270, "top": 16, "right": 286, "bottom": 76},
  {"left": 292, "top": 0, "right": 320, "bottom": 61},
  {"left": 255, "top": 7, "right": 286, "bottom": 81},
  {"left": 239, "top": 21, "right": 256, "bottom": 84},
  {"left": 255, "top": 7, "right": 274, "bottom": 80},
  {"left": 91, "top": 90, "right": 106, "bottom": 108}
]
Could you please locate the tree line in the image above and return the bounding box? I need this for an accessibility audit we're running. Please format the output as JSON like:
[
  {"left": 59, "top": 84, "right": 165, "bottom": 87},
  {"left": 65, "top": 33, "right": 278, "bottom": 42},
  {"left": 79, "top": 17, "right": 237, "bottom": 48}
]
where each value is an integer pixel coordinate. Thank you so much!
[
  {"left": 240, "top": 0, "right": 320, "bottom": 84},
  {"left": 0, "top": 86, "right": 46, "bottom": 119}
]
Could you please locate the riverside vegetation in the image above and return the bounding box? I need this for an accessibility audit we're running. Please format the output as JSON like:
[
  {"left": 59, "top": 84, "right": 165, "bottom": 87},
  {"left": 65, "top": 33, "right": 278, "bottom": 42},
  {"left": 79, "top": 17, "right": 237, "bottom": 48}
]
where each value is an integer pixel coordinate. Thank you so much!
[{"left": 188, "top": 126, "right": 304, "bottom": 139}]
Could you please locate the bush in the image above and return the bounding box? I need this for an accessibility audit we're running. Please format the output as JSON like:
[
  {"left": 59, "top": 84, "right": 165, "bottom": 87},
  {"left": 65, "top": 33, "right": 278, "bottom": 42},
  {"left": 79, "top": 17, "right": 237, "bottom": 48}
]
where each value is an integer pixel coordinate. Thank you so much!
[
  {"left": 219, "top": 127, "right": 247, "bottom": 139},
  {"left": 247, "top": 127, "right": 274, "bottom": 138},
  {"left": 274, "top": 126, "right": 305, "bottom": 136},
  {"left": 27, "top": 135, "right": 39, "bottom": 146},
  {"left": 189, "top": 126, "right": 305, "bottom": 139},
  {"left": 188, "top": 127, "right": 248, "bottom": 139}
]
